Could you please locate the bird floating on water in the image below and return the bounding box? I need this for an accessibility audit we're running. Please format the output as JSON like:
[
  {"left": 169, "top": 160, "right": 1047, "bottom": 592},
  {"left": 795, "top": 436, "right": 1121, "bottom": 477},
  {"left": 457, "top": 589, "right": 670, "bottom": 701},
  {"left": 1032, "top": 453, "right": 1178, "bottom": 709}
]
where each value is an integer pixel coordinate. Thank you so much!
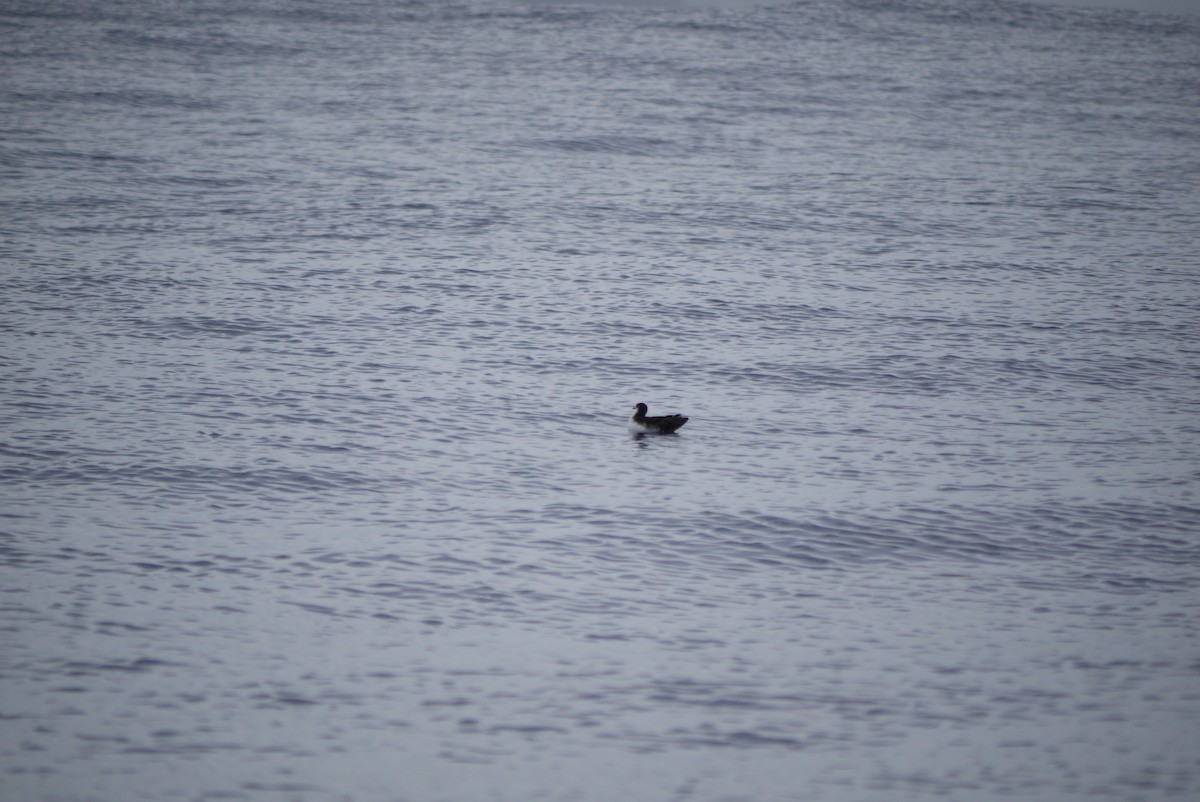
[{"left": 629, "top": 402, "right": 689, "bottom": 435}]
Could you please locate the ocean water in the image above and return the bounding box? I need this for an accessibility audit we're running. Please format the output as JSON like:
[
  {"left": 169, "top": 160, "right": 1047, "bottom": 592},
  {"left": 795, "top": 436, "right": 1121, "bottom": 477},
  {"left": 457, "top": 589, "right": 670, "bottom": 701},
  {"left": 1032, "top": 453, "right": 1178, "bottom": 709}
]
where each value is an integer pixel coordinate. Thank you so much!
[{"left": 2, "top": 0, "right": 1199, "bottom": 800}]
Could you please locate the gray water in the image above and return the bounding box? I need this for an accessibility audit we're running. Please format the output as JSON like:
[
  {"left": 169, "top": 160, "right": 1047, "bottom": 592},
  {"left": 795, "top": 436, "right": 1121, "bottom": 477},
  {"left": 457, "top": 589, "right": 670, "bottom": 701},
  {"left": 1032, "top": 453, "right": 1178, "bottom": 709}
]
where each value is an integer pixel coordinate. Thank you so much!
[{"left": 3, "top": 0, "right": 1200, "bottom": 800}]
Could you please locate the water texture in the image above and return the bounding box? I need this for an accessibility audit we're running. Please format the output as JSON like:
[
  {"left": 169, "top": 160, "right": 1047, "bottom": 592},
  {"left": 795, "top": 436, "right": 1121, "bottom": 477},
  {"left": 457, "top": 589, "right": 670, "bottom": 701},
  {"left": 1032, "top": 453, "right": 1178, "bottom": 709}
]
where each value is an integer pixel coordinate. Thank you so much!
[{"left": 2, "top": 0, "right": 1199, "bottom": 800}]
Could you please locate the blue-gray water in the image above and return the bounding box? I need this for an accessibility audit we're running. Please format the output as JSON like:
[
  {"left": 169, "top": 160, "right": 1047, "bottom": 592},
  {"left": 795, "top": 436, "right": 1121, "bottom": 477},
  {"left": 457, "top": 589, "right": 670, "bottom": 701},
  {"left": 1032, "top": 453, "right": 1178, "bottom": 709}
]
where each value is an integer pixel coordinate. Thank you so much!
[{"left": 3, "top": 0, "right": 1199, "bottom": 800}]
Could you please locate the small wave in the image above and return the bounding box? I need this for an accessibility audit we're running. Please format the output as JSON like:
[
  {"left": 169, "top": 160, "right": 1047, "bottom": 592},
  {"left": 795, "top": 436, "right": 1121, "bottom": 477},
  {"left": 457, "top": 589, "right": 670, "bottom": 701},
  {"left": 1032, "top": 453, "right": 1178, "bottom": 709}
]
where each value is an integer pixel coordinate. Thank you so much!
[
  {"left": 50, "top": 87, "right": 220, "bottom": 112},
  {"left": 121, "top": 314, "right": 283, "bottom": 339},
  {"left": 55, "top": 658, "right": 177, "bottom": 675},
  {"left": 525, "top": 135, "right": 685, "bottom": 157},
  {"left": 8, "top": 461, "right": 391, "bottom": 498},
  {"left": 477, "top": 500, "right": 1200, "bottom": 580}
]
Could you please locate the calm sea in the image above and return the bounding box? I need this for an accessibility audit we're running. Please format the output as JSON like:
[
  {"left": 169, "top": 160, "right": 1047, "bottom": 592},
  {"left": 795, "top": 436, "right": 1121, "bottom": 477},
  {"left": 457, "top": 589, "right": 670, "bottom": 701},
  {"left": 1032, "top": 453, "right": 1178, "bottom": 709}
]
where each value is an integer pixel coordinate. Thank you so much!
[{"left": 2, "top": 0, "right": 1199, "bottom": 800}]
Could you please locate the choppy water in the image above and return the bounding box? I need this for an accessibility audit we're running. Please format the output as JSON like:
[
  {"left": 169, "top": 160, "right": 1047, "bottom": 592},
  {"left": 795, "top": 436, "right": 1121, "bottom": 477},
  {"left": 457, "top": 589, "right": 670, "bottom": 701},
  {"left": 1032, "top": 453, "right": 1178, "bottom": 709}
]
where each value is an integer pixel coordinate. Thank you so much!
[{"left": 3, "top": 0, "right": 1199, "bottom": 800}]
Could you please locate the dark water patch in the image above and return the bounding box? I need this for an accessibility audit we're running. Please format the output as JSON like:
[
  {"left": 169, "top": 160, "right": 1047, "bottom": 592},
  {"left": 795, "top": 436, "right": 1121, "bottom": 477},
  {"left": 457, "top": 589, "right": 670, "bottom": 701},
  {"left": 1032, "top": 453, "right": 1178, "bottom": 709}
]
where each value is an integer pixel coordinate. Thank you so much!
[
  {"left": 0, "top": 443, "right": 73, "bottom": 461},
  {"left": 56, "top": 658, "right": 177, "bottom": 676},
  {"left": 118, "top": 314, "right": 289, "bottom": 340},
  {"left": 101, "top": 27, "right": 305, "bottom": 61},
  {"left": 137, "top": 173, "right": 255, "bottom": 190},
  {"left": 280, "top": 601, "right": 343, "bottom": 618},
  {"left": 2, "top": 147, "right": 149, "bottom": 169}
]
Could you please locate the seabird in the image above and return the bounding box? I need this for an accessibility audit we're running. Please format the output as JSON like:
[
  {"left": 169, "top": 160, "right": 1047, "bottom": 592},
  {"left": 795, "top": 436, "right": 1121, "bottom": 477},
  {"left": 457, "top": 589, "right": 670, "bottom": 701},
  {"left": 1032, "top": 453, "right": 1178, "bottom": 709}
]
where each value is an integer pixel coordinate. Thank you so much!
[{"left": 629, "top": 402, "right": 688, "bottom": 435}]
